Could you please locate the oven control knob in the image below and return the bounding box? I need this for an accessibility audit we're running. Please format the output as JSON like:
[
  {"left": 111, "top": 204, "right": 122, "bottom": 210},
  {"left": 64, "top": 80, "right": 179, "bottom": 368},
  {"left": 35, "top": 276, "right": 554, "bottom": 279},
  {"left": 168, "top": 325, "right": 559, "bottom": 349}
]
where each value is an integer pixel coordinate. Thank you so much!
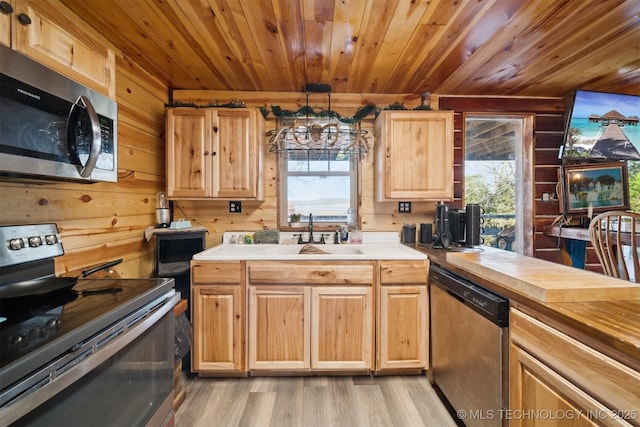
[
  {"left": 8, "top": 238, "right": 25, "bottom": 250},
  {"left": 28, "top": 236, "right": 43, "bottom": 247},
  {"left": 45, "top": 234, "right": 58, "bottom": 245},
  {"left": 36, "top": 326, "right": 47, "bottom": 338},
  {"left": 9, "top": 334, "right": 27, "bottom": 347},
  {"left": 46, "top": 318, "right": 61, "bottom": 329}
]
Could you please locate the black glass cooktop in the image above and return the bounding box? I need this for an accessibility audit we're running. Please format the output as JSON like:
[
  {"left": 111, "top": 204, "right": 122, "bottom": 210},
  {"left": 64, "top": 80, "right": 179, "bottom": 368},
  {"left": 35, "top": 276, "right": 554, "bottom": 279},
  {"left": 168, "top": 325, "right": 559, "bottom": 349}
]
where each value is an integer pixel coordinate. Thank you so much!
[{"left": 0, "top": 278, "right": 174, "bottom": 389}]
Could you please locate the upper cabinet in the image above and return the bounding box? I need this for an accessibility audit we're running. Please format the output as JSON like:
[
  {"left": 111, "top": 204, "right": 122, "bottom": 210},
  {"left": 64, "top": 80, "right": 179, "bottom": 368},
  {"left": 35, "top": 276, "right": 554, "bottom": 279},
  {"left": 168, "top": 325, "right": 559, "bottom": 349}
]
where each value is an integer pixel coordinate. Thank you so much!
[
  {"left": 1, "top": 0, "right": 115, "bottom": 98},
  {"left": 165, "top": 107, "right": 265, "bottom": 200},
  {"left": 374, "top": 110, "right": 454, "bottom": 201}
]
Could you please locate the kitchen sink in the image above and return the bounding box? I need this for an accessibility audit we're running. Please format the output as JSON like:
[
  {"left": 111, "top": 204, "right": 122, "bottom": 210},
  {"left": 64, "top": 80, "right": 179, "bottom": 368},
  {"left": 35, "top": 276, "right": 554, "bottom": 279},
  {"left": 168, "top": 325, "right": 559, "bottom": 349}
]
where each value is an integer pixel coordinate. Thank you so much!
[{"left": 298, "top": 244, "right": 363, "bottom": 255}]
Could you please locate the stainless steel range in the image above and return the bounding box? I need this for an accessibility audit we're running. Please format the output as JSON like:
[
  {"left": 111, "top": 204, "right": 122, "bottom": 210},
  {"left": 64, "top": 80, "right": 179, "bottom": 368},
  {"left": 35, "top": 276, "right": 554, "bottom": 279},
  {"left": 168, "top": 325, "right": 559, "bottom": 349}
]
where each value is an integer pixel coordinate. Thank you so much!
[{"left": 0, "top": 223, "right": 178, "bottom": 426}]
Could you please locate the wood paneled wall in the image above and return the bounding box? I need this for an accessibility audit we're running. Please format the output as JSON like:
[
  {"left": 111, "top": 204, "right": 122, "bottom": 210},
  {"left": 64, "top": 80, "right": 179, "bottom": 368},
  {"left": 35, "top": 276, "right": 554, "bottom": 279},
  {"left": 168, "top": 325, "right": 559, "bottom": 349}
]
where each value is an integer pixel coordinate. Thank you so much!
[
  {"left": 0, "top": 1, "right": 576, "bottom": 278},
  {"left": 171, "top": 91, "right": 572, "bottom": 261},
  {"left": 0, "top": 15, "right": 168, "bottom": 278},
  {"left": 438, "top": 96, "right": 566, "bottom": 263},
  {"left": 172, "top": 90, "right": 444, "bottom": 247}
]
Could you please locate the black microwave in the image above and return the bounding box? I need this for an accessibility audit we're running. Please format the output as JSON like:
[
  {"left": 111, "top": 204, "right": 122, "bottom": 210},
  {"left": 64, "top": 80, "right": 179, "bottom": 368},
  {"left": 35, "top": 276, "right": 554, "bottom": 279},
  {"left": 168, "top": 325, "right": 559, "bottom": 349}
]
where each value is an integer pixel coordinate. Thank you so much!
[{"left": 0, "top": 45, "right": 117, "bottom": 183}]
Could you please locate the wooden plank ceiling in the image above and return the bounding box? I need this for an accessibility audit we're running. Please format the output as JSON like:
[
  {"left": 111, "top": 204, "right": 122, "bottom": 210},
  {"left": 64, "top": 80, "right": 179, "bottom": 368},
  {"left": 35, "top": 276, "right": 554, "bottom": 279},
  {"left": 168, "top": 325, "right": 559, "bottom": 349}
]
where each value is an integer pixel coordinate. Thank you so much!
[{"left": 60, "top": 0, "right": 639, "bottom": 97}]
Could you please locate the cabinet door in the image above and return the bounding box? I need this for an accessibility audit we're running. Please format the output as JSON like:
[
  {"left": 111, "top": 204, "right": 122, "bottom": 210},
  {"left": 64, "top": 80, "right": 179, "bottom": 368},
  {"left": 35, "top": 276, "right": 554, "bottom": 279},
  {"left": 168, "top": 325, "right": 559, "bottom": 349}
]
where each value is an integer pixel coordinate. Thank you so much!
[
  {"left": 212, "top": 109, "right": 262, "bottom": 199},
  {"left": 248, "top": 286, "right": 310, "bottom": 370},
  {"left": 510, "top": 309, "right": 640, "bottom": 426},
  {"left": 0, "top": 0, "right": 11, "bottom": 47},
  {"left": 166, "top": 108, "right": 213, "bottom": 198},
  {"left": 375, "top": 111, "right": 453, "bottom": 200},
  {"left": 378, "top": 285, "right": 428, "bottom": 370},
  {"left": 13, "top": 0, "right": 115, "bottom": 97},
  {"left": 311, "top": 287, "right": 373, "bottom": 370},
  {"left": 192, "top": 285, "right": 244, "bottom": 372},
  {"left": 510, "top": 345, "right": 614, "bottom": 427}
]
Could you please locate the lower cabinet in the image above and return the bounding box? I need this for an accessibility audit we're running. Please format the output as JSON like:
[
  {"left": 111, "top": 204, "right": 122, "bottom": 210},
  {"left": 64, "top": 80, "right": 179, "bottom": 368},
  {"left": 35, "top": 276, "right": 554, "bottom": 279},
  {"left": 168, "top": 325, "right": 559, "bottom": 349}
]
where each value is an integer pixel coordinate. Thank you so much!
[
  {"left": 510, "top": 308, "right": 640, "bottom": 427},
  {"left": 248, "top": 286, "right": 310, "bottom": 370},
  {"left": 248, "top": 261, "right": 374, "bottom": 372},
  {"left": 311, "top": 286, "right": 373, "bottom": 370},
  {"left": 191, "top": 259, "right": 430, "bottom": 376},
  {"left": 377, "top": 260, "right": 429, "bottom": 371},
  {"left": 191, "top": 261, "right": 244, "bottom": 373}
]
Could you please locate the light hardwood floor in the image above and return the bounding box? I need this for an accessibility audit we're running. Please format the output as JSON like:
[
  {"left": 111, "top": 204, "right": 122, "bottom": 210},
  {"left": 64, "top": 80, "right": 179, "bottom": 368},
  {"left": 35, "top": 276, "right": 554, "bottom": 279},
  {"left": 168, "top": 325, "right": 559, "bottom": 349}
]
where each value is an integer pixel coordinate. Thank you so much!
[{"left": 175, "top": 374, "right": 459, "bottom": 427}]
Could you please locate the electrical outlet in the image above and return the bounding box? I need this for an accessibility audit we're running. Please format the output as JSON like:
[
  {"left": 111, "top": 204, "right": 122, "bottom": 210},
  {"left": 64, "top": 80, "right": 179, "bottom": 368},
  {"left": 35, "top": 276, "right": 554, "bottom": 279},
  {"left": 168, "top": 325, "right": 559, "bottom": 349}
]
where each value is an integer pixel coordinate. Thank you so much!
[
  {"left": 398, "top": 201, "right": 412, "bottom": 213},
  {"left": 229, "top": 201, "right": 242, "bottom": 213},
  {"left": 541, "top": 193, "right": 555, "bottom": 203}
]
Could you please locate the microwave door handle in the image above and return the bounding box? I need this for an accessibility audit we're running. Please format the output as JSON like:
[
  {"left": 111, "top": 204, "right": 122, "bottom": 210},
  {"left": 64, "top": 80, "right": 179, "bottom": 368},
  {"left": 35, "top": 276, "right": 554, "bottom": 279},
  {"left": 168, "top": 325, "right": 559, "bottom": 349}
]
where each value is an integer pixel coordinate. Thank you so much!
[{"left": 70, "top": 95, "right": 102, "bottom": 178}]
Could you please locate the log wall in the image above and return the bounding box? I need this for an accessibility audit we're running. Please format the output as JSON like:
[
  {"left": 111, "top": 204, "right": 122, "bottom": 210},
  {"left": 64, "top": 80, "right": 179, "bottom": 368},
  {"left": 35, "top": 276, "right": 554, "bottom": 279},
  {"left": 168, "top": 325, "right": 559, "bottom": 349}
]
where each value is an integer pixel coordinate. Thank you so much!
[
  {"left": 0, "top": 25, "right": 168, "bottom": 278},
  {"left": 438, "top": 96, "right": 566, "bottom": 263},
  {"left": 171, "top": 91, "right": 444, "bottom": 248},
  {"left": 0, "top": 3, "right": 576, "bottom": 277}
]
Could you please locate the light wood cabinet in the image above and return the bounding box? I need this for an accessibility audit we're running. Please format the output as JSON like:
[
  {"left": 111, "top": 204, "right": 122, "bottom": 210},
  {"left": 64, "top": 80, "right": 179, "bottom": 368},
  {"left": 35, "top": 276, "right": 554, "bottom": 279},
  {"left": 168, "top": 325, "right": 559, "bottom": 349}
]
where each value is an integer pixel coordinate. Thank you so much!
[
  {"left": 1, "top": 0, "right": 115, "bottom": 97},
  {"left": 249, "top": 285, "right": 310, "bottom": 370},
  {"left": 374, "top": 110, "right": 454, "bottom": 201},
  {"left": 311, "top": 286, "right": 373, "bottom": 370},
  {"left": 377, "top": 260, "right": 429, "bottom": 371},
  {"left": 0, "top": 0, "right": 12, "bottom": 47},
  {"left": 165, "top": 107, "right": 264, "bottom": 200},
  {"left": 191, "top": 261, "right": 244, "bottom": 373},
  {"left": 248, "top": 261, "right": 374, "bottom": 372},
  {"left": 510, "top": 308, "right": 639, "bottom": 427}
]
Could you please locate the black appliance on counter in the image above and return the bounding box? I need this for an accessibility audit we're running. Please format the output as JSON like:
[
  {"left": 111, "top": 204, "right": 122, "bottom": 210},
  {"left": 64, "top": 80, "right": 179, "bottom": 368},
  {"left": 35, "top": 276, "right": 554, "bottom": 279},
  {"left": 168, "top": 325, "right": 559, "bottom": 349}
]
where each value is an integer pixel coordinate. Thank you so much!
[
  {"left": 432, "top": 202, "right": 452, "bottom": 249},
  {"left": 432, "top": 202, "right": 484, "bottom": 249},
  {"left": 0, "top": 224, "right": 178, "bottom": 426}
]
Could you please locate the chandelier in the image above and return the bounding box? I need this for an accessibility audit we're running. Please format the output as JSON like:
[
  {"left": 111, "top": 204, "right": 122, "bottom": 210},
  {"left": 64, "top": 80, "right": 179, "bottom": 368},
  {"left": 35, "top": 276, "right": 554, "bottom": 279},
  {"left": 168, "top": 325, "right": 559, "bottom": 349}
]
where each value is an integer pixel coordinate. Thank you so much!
[{"left": 266, "top": 83, "right": 369, "bottom": 157}]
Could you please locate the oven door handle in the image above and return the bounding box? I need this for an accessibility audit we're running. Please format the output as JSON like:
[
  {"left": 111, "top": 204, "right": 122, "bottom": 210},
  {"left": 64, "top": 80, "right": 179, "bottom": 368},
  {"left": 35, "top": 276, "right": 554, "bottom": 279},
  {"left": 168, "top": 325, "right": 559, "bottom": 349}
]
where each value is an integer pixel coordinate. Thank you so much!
[{"left": 68, "top": 95, "right": 102, "bottom": 178}]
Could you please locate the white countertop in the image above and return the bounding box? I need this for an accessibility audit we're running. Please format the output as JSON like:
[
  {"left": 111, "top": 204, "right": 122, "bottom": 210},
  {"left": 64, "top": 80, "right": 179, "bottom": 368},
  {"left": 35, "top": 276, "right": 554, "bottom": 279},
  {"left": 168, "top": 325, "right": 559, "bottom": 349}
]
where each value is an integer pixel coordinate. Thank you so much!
[{"left": 193, "top": 232, "right": 427, "bottom": 261}]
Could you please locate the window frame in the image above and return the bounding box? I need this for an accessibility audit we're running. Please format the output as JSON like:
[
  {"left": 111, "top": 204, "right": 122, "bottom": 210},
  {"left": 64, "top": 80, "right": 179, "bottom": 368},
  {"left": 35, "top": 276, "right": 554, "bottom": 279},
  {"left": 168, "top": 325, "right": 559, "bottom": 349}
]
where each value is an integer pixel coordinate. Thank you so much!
[
  {"left": 462, "top": 113, "right": 534, "bottom": 256},
  {"left": 277, "top": 148, "right": 359, "bottom": 231}
]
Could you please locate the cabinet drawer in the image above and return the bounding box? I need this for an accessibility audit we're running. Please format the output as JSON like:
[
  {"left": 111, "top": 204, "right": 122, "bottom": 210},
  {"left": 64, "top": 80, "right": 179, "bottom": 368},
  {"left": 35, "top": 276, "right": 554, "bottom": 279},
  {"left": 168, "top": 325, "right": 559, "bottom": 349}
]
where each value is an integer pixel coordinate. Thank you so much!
[
  {"left": 380, "top": 260, "right": 428, "bottom": 284},
  {"left": 192, "top": 261, "right": 242, "bottom": 284},
  {"left": 510, "top": 309, "right": 640, "bottom": 413},
  {"left": 248, "top": 261, "right": 374, "bottom": 285}
]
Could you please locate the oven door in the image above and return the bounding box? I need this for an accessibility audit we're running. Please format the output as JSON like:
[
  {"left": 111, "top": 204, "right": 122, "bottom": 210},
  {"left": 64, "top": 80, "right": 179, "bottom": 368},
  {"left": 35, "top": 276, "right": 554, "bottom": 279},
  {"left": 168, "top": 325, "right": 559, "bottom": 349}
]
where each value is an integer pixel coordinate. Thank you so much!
[{"left": 1, "top": 292, "right": 178, "bottom": 427}]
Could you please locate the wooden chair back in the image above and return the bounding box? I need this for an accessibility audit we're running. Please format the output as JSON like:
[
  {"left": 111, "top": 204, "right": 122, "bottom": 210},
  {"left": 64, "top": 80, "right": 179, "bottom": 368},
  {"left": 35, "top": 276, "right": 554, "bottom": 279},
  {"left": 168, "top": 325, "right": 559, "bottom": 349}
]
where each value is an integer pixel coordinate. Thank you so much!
[{"left": 588, "top": 211, "right": 640, "bottom": 282}]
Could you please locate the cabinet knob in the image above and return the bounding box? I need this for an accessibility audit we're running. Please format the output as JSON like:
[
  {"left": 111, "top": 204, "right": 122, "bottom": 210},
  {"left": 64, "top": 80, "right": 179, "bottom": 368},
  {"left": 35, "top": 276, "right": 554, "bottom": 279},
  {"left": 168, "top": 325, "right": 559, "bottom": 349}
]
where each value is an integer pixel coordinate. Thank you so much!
[
  {"left": 17, "top": 13, "right": 31, "bottom": 25},
  {"left": 204, "top": 151, "right": 209, "bottom": 156},
  {"left": 0, "top": 1, "right": 14, "bottom": 14},
  {"left": 213, "top": 126, "right": 218, "bottom": 133},
  {"left": 212, "top": 151, "right": 216, "bottom": 156}
]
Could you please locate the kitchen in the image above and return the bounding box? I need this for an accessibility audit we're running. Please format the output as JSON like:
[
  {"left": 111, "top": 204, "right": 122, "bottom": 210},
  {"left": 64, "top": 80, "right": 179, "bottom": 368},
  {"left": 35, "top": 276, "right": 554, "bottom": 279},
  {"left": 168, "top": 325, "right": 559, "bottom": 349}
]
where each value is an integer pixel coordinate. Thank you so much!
[{"left": 0, "top": 0, "right": 639, "bottom": 426}]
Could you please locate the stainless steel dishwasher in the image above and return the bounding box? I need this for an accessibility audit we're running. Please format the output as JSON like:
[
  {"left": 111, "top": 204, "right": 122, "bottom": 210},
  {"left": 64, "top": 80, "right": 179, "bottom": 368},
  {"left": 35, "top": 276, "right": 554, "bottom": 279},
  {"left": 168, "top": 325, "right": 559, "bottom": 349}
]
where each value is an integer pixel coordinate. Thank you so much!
[{"left": 429, "top": 264, "right": 509, "bottom": 427}]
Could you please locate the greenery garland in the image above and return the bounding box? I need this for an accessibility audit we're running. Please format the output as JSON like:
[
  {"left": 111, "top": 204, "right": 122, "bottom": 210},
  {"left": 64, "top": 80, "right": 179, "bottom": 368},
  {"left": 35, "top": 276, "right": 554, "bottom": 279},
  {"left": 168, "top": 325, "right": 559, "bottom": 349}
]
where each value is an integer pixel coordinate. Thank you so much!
[
  {"left": 168, "top": 101, "right": 430, "bottom": 122},
  {"left": 267, "top": 104, "right": 379, "bottom": 123}
]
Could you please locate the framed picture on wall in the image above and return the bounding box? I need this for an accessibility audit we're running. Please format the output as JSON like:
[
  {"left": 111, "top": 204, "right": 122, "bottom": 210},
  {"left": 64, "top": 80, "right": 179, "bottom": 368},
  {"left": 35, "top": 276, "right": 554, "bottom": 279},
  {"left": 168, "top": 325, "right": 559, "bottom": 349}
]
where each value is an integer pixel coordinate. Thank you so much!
[{"left": 561, "top": 162, "right": 629, "bottom": 215}]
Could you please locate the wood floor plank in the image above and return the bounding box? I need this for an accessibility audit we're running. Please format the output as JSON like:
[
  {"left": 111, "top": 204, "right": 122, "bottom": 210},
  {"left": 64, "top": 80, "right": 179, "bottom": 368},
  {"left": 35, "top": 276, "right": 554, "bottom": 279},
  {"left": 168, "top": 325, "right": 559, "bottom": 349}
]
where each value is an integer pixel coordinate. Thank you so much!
[
  {"left": 200, "top": 379, "right": 252, "bottom": 427},
  {"left": 352, "top": 383, "right": 394, "bottom": 427},
  {"left": 268, "top": 377, "right": 305, "bottom": 426},
  {"left": 175, "top": 374, "right": 458, "bottom": 427},
  {"left": 238, "top": 391, "right": 277, "bottom": 427},
  {"left": 301, "top": 384, "right": 330, "bottom": 427}
]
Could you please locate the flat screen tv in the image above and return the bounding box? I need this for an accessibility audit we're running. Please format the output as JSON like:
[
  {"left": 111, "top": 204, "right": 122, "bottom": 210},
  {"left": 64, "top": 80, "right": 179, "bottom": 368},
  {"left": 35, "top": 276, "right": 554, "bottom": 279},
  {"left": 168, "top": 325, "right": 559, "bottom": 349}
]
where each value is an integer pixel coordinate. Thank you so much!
[{"left": 559, "top": 90, "right": 640, "bottom": 161}]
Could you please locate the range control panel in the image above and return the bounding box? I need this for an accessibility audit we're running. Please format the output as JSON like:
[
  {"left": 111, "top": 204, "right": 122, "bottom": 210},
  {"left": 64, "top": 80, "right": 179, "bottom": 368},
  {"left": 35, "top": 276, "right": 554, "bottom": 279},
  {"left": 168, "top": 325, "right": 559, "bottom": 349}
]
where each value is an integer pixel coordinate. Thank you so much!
[{"left": 0, "top": 224, "right": 63, "bottom": 268}]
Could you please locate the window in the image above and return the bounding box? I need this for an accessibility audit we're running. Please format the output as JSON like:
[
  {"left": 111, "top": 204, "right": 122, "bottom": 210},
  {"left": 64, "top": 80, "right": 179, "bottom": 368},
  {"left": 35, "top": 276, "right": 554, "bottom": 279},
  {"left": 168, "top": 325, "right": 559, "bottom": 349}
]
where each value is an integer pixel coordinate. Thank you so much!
[
  {"left": 464, "top": 114, "right": 534, "bottom": 255},
  {"left": 277, "top": 118, "right": 359, "bottom": 229},
  {"left": 279, "top": 148, "right": 357, "bottom": 228}
]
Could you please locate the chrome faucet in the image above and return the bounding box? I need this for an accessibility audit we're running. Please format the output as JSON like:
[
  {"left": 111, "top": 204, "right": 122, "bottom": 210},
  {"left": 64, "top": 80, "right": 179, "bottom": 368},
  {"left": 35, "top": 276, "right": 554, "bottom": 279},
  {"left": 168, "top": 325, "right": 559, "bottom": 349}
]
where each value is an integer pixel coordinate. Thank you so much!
[{"left": 308, "top": 213, "right": 314, "bottom": 243}]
